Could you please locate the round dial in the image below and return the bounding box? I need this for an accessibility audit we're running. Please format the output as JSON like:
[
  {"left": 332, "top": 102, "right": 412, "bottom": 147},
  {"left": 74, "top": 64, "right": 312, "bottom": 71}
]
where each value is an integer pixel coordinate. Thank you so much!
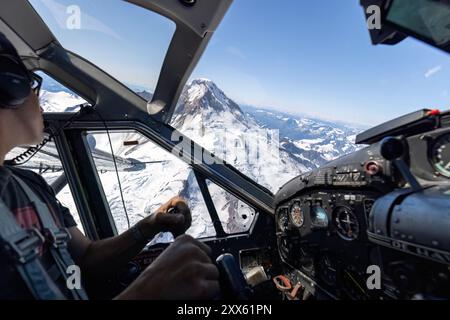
[
  {"left": 290, "top": 202, "right": 304, "bottom": 227},
  {"left": 432, "top": 133, "right": 450, "bottom": 178},
  {"left": 334, "top": 206, "right": 360, "bottom": 241},
  {"left": 277, "top": 208, "right": 289, "bottom": 232},
  {"left": 311, "top": 205, "right": 329, "bottom": 228},
  {"left": 318, "top": 256, "right": 337, "bottom": 286}
]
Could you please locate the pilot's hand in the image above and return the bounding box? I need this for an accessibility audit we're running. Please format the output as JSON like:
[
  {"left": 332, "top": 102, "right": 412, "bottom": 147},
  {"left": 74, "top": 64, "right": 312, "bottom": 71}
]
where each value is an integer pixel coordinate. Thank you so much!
[
  {"left": 116, "top": 235, "right": 220, "bottom": 300},
  {"left": 140, "top": 196, "right": 192, "bottom": 238}
]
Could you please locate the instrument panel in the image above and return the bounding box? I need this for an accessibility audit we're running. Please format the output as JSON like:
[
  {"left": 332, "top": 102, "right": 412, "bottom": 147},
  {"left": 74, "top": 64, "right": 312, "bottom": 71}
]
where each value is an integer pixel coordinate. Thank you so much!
[
  {"left": 276, "top": 189, "right": 381, "bottom": 299},
  {"left": 274, "top": 112, "right": 450, "bottom": 300},
  {"left": 277, "top": 191, "right": 377, "bottom": 239}
]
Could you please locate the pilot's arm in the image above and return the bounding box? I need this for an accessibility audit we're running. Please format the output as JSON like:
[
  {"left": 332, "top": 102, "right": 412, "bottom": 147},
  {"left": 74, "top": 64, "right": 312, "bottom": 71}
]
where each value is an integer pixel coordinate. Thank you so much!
[{"left": 67, "top": 196, "right": 219, "bottom": 299}]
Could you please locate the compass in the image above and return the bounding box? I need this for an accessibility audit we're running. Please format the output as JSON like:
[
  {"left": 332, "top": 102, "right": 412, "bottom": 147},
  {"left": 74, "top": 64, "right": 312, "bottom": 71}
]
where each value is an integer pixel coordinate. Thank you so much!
[{"left": 334, "top": 206, "right": 360, "bottom": 241}]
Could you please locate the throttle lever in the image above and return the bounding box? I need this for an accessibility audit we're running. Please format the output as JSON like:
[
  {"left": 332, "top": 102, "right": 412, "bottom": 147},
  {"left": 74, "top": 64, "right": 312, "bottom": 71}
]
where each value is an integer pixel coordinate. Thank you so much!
[{"left": 380, "top": 137, "right": 422, "bottom": 191}]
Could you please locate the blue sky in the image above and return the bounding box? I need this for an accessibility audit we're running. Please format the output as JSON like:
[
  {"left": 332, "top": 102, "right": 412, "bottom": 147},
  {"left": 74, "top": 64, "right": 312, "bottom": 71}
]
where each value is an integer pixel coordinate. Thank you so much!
[
  {"left": 31, "top": 0, "right": 450, "bottom": 126},
  {"left": 30, "top": 0, "right": 176, "bottom": 93}
]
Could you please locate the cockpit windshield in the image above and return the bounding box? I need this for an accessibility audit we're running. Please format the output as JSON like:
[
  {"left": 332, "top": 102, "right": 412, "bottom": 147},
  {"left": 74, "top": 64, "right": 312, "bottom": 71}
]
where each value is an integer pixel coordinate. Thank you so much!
[
  {"left": 29, "top": 0, "right": 176, "bottom": 94},
  {"left": 28, "top": 0, "right": 450, "bottom": 193},
  {"left": 170, "top": 0, "right": 450, "bottom": 192}
]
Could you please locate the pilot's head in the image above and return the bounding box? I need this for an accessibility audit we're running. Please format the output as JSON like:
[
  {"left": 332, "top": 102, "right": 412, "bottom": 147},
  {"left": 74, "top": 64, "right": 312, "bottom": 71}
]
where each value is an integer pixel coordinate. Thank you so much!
[{"left": 0, "top": 32, "right": 44, "bottom": 150}]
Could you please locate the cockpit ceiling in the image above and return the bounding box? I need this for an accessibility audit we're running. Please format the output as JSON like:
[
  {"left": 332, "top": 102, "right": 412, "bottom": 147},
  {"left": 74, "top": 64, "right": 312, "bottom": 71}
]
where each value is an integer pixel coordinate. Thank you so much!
[
  {"left": 0, "top": 0, "right": 233, "bottom": 123},
  {"left": 0, "top": 0, "right": 232, "bottom": 55},
  {"left": 0, "top": 1, "right": 55, "bottom": 54}
]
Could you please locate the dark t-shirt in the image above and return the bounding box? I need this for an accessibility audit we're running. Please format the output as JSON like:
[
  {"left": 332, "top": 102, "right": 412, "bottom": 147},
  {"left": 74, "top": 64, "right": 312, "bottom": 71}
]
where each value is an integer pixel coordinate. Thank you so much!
[{"left": 0, "top": 166, "right": 77, "bottom": 299}]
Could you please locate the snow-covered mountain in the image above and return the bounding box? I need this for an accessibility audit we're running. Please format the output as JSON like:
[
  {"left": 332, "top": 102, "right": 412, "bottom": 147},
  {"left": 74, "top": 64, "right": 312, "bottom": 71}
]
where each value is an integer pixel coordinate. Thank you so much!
[
  {"left": 242, "top": 105, "right": 363, "bottom": 169},
  {"left": 39, "top": 90, "right": 86, "bottom": 113},
  {"left": 172, "top": 79, "right": 309, "bottom": 193},
  {"left": 36, "top": 78, "right": 363, "bottom": 240}
]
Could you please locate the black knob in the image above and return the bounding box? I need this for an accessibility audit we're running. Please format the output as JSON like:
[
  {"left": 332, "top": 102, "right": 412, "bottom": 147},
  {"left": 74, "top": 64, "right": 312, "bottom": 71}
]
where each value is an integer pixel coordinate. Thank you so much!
[
  {"left": 180, "top": 0, "right": 196, "bottom": 7},
  {"left": 380, "top": 137, "right": 405, "bottom": 161},
  {"left": 380, "top": 137, "right": 422, "bottom": 190}
]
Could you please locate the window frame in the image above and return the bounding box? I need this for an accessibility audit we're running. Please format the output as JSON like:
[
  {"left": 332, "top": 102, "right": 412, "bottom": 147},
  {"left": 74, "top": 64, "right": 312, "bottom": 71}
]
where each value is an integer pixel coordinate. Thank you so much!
[
  {"left": 81, "top": 128, "right": 260, "bottom": 239},
  {"left": 43, "top": 115, "right": 270, "bottom": 243},
  {"left": 84, "top": 129, "right": 219, "bottom": 238}
]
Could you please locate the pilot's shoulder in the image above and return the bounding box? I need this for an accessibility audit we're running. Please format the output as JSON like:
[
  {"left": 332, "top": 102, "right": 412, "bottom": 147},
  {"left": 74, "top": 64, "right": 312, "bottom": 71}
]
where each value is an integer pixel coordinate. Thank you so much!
[{"left": 6, "top": 166, "right": 51, "bottom": 191}]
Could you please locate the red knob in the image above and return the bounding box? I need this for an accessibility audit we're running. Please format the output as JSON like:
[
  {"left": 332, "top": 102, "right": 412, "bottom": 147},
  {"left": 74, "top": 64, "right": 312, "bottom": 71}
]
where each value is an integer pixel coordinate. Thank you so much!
[{"left": 365, "top": 161, "right": 382, "bottom": 176}]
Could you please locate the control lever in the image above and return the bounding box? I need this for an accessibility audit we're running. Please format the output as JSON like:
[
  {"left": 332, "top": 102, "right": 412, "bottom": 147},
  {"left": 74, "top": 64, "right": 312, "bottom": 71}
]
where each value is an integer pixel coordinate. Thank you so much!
[
  {"left": 380, "top": 137, "right": 422, "bottom": 191},
  {"left": 216, "top": 254, "right": 253, "bottom": 300}
]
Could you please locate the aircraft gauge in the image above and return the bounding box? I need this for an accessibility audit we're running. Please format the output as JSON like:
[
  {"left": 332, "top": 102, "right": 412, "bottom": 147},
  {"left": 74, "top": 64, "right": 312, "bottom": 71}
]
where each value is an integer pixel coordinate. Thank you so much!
[
  {"left": 277, "top": 208, "right": 289, "bottom": 232},
  {"left": 432, "top": 133, "right": 450, "bottom": 178},
  {"left": 290, "top": 202, "right": 304, "bottom": 228},
  {"left": 334, "top": 206, "right": 360, "bottom": 241}
]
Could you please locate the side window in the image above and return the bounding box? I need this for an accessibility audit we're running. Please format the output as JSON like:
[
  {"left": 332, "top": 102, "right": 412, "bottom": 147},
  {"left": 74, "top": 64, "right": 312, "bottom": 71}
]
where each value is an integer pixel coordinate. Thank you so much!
[
  {"left": 85, "top": 130, "right": 216, "bottom": 242},
  {"left": 206, "top": 180, "right": 257, "bottom": 234},
  {"left": 5, "top": 140, "right": 86, "bottom": 235},
  {"left": 36, "top": 71, "right": 87, "bottom": 113}
]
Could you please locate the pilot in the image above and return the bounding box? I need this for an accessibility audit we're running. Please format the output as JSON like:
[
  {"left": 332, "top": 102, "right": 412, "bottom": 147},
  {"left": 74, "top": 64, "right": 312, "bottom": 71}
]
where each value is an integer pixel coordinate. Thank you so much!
[{"left": 0, "top": 33, "right": 220, "bottom": 300}]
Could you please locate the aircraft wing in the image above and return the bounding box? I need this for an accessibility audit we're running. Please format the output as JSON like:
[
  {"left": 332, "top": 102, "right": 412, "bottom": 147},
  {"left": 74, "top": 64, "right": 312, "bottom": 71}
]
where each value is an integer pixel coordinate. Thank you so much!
[{"left": 10, "top": 144, "right": 155, "bottom": 174}]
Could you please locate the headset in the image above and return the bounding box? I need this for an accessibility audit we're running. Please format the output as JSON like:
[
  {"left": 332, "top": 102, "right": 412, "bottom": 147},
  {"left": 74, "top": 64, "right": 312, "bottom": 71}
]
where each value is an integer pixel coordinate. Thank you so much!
[
  {"left": 0, "top": 35, "right": 131, "bottom": 228},
  {"left": 0, "top": 32, "right": 32, "bottom": 109}
]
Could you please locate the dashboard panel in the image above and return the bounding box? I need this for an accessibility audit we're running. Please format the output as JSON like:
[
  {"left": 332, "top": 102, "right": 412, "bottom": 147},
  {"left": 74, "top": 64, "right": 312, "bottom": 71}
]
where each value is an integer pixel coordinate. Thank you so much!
[
  {"left": 274, "top": 111, "right": 450, "bottom": 300},
  {"left": 276, "top": 189, "right": 381, "bottom": 299}
]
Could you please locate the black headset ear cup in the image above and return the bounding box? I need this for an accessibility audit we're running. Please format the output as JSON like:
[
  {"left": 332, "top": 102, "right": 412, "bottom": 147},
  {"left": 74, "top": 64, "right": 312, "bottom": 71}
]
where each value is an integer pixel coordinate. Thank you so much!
[
  {"left": 0, "top": 33, "right": 31, "bottom": 109},
  {"left": 0, "top": 56, "right": 31, "bottom": 108}
]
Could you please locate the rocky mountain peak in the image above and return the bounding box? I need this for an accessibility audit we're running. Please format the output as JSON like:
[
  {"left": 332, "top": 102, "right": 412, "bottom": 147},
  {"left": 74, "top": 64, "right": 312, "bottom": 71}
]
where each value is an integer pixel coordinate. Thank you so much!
[{"left": 173, "top": 78, "right": 249, "bottom": 129}]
